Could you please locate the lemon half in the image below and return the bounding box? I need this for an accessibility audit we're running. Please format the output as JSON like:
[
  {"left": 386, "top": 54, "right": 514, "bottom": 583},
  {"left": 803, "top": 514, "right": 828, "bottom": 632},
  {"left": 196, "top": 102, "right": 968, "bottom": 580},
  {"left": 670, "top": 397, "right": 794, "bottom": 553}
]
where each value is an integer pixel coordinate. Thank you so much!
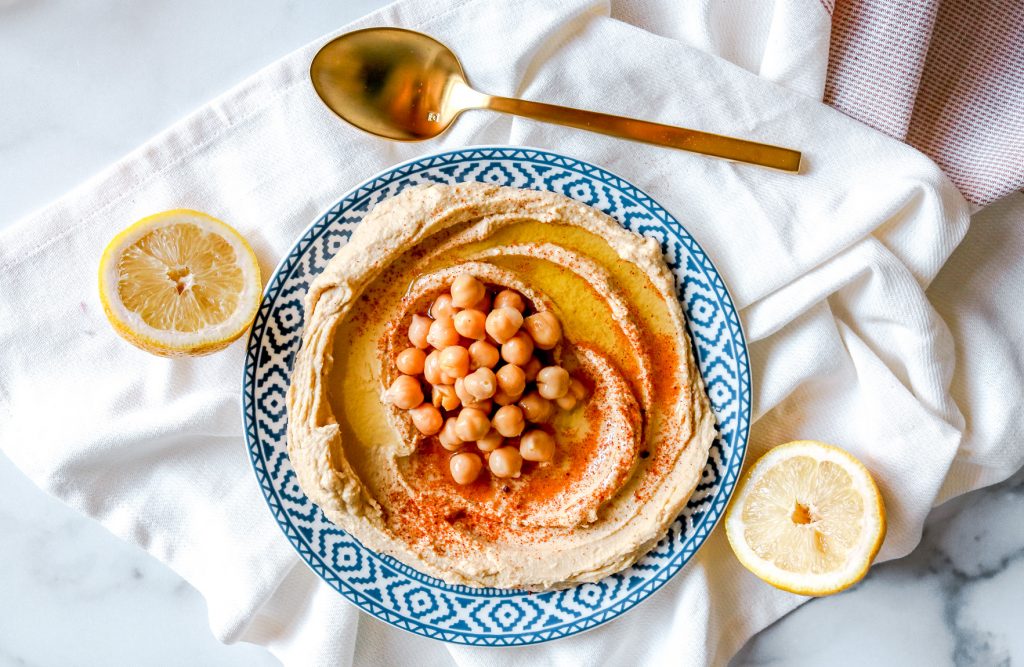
[
  {"left": 725, "top": 440, "right": 886, "bottom": 596},
  {"left": 98, "top": 209, "right": 261, "bottom": 357}
]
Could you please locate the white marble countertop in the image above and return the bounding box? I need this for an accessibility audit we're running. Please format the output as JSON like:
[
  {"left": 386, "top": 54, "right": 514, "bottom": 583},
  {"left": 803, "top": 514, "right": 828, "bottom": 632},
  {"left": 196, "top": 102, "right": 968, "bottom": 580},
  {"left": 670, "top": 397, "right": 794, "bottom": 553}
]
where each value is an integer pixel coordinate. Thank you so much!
[{"left": 2, "top": 2, "right": 1022, "bottom": 665}]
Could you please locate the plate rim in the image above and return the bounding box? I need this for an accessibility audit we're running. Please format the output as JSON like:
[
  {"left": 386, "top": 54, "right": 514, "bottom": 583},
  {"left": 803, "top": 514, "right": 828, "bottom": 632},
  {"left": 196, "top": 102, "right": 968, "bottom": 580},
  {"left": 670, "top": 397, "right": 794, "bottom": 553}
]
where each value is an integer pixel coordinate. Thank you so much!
[{"left": 241, "top": 145, "right": 751, "bottom": 645}]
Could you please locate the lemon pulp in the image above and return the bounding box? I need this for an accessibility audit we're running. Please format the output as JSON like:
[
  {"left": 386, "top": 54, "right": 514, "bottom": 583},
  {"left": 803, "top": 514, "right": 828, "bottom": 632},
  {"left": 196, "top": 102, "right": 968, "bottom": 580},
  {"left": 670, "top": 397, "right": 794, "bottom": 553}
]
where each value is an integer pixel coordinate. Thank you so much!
[
  {"left": 742, "top": 456, "right": 866, "bottom": 574},
  {"left": 117, "top": 222, "right": 245, "bottom": 332}
]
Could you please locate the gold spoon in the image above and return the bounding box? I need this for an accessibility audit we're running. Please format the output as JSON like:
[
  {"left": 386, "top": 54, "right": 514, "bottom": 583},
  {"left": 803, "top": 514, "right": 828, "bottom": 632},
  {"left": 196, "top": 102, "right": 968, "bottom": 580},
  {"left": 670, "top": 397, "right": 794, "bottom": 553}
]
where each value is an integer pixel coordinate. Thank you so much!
[{"left": 310, "top": 27, "right": 802, "bottom": 172}]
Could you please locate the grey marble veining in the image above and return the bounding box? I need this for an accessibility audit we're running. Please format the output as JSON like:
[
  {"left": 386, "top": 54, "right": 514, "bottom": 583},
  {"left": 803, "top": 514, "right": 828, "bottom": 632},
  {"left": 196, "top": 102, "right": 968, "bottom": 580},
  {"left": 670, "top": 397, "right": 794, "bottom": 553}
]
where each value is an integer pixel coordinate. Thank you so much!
[{"left": 1, "top": 1, "right": 1022, "bottom": 665}]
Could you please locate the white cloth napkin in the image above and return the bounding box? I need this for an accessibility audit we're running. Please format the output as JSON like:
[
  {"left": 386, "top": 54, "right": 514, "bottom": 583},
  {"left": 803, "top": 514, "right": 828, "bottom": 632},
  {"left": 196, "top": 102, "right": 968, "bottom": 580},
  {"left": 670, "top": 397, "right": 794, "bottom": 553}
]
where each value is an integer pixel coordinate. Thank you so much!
[{"left": 2, "top": 0, "right": 1020, "bottom": 664}]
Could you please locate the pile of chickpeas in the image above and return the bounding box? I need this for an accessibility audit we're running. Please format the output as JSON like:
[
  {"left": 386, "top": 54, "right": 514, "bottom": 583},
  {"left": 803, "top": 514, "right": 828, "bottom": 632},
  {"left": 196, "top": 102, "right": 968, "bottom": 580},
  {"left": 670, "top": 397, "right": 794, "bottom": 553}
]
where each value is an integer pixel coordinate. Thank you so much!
[{"left": 384, "top": 274, "right": 586, "bottom": 485}]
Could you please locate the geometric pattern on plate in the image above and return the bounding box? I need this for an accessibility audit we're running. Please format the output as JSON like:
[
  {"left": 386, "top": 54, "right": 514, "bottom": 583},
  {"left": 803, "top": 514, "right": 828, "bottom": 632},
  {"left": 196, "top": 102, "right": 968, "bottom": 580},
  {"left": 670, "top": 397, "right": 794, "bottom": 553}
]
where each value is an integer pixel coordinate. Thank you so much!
[{"left": 242, "top": 146, "right": 751, "bottom": 645}]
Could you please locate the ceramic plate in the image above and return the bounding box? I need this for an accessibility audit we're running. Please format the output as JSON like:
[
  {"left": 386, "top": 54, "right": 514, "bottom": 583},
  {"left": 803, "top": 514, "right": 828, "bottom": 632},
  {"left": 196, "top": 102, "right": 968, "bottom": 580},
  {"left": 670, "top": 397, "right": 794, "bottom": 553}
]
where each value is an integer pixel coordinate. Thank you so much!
[{"left": 242, "top": 147, "right": 750, "bottom": 646}]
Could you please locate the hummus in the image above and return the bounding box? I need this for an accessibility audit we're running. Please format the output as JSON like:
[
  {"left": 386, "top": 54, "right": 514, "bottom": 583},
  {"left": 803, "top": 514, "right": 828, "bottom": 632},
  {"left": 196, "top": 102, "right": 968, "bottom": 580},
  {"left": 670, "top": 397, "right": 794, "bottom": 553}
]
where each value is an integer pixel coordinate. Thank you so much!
[{"left": 286, "top": 182, "right": 716, "bottom": 590}]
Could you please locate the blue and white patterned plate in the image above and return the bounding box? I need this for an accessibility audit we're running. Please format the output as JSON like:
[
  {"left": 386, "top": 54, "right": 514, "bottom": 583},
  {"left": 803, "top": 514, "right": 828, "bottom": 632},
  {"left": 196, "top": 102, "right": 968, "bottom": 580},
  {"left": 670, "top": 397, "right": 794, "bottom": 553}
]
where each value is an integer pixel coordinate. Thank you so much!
[{"left": 242, "top": 147, "right": 750, "bottom": 646}]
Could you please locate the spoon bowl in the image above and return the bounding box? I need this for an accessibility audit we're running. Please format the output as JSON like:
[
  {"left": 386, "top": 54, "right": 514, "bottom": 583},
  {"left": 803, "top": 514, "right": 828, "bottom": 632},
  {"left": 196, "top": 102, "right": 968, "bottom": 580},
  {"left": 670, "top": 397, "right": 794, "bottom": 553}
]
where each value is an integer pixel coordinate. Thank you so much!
[
  {"left": 311, "top": 28, "right": 478, "bottom": 141},
  {"left": 310, "top": 28, "right": 802, "bottom": 171}
]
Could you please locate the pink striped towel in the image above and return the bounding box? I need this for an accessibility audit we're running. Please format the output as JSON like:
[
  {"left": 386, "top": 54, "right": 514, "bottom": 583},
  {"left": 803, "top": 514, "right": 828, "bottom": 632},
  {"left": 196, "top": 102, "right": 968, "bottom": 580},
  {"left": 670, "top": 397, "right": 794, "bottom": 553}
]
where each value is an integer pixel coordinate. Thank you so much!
[{"left": 825, "top": 0, "right": 1024, "bottom": 207}]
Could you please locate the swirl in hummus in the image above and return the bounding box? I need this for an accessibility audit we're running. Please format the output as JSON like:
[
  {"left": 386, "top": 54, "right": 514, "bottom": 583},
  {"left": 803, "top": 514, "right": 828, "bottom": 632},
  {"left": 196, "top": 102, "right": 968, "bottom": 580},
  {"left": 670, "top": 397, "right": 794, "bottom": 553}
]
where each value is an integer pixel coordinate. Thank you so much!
[{"left": 286, "top": 182, "right": 716, "bottom": 590}]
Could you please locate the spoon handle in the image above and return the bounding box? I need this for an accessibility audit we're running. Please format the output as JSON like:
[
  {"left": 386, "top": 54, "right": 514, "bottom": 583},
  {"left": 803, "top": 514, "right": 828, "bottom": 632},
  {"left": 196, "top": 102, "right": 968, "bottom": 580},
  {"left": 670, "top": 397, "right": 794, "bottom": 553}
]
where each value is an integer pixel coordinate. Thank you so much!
[{"left": 485, "top": 96, "right": 801, "bottom": 172}]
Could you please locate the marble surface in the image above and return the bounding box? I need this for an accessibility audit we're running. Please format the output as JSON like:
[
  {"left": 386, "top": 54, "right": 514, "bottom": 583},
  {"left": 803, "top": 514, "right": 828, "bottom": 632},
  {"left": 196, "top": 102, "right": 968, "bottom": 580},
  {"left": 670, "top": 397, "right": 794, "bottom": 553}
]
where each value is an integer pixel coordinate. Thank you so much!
[
  {"left": 733, "top": 465, "right": 1024, "bottom": 666},
  {"left": 1, "top": 1, "right": 1021, "bottom": 665}
]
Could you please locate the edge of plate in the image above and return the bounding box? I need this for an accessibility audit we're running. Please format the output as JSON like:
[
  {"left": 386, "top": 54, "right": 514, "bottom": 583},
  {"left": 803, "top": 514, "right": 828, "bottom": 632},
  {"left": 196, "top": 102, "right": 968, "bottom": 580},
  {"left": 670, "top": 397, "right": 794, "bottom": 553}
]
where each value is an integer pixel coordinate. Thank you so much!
[{"left": 239, "top": 144, "right": 752, "bottom": 646}]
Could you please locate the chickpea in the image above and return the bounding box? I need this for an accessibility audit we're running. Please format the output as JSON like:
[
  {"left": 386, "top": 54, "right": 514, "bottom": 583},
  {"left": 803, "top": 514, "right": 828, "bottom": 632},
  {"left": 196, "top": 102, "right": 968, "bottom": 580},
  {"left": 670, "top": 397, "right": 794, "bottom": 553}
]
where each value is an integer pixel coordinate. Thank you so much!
[
  {"left": 431, "top": 384, "right": 460, "bottom": 411},
  {"left": 536, "top": 366, "right": 570, "bottom": 400},
  {"left": 438, "top": 345, "right": 470, "bottom": 379},
  {"left": 423, "top": 350, "right": 444, "bottom": 385},
  {"left": 492, "top": 388, "right": 522, "bottom": 406},
  {"left": 472, "top": 292, "right": 492, "bottom": 313},
  {"left": 453, "top": 377, "right": 475, "bottom": 406},
  {"left": 492, "top": 405, "right": 525, "bottom": 438},
  {"left": 409, "top": 403, "right": 443, "bottom": 436},
  {"left": 556, "top": 393, "right": 577, "bottom": 410},
  {"left": 493, "top": 289, "right": 526, "bottom": 313},
  {"left": 523, "top": 311, "right": 562, "bottom": 350},
  {"left": 453, "top": 379, "right": 493, "bottom": 412},
  {"left": 430, "top": 293, "right": 457, "bottom": 320},
  {"left": 438, "top": 417, "right": 463, "bottom": 451},
  {"left": 427, "top": 315, "right": 460, "bottom": 350},
  {"left": 520, "top": 430, "right": 556, "bottom": 462},
  {"left": 495, "top": 364, "right": 526, "bottom": 397},
  {"left": 557, "top": 380, "right": 586, "bottom": 410},
  {"left": 485, "top": 307, "right": 524, "bottom": 344},
  {"left": 450, "top": 451, "right": 483, "bottom": 485},
  {"left": 395, "top": 347, "right": 426, "bottom": 375},
  {"left": 386, "top": 375, "right": 423, "bottom": 410},
  {"left": 489, "top": 446, "right": 523, "bottom": 479},
  {"left": 522, "top": 357, "right": 542, "bottom": 382},
  {"left": 463, "top": 367, "right": 497, "bottom": 400},
  {"left": 455, "top": 407, "right": 491, "bottom": 441},
  {"left": 501, "top": 331, "right": 534, "bottom": 366},
  {"left": 518, "top": 391, "right": 554, "bottom": 422},
  {"left": 453, "top": 309, "right": 487, "bottom": 340},
  {"left": 468, "top": 340, "right": 500, "bottom": 370},
  {"left": 408, "top": 315, "right": 432, "bottom": 349},
  {"left": 477, "top": 429, "right": 503, "bottom": 452},
  {"left": 451, "top": 275, "right": 486, "bottom": 309}
]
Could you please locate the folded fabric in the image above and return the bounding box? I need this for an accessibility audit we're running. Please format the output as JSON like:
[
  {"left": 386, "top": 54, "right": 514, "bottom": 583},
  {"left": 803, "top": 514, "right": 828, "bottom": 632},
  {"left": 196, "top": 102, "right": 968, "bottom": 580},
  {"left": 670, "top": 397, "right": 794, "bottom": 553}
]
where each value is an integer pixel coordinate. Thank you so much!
[
  {"left": 927, "top": 191, "right": 1024, "bottom": 503},
  {"left": 1, "top": 0, "right": 994, "bottom": 665}
]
